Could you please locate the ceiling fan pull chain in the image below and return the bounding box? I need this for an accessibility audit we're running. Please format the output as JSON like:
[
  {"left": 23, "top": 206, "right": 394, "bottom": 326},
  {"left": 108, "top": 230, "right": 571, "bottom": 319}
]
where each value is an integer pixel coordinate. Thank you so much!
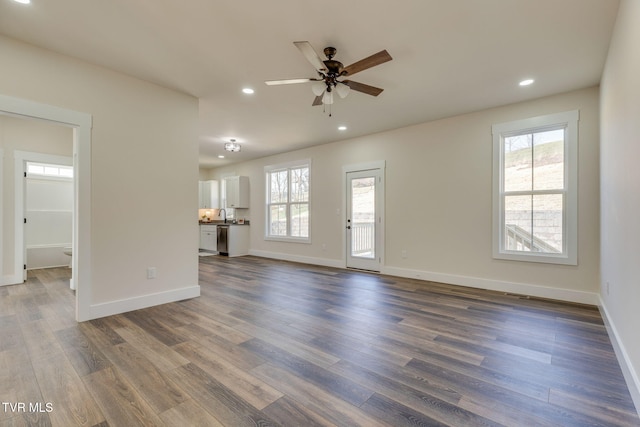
[{"left": 322, "top": 102, "right": 332, "bottom": 116}]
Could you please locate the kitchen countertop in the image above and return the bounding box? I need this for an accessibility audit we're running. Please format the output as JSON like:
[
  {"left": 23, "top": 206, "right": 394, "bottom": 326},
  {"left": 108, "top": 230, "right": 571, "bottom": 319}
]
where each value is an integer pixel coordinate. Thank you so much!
[{"left": 199, "top": 221, "right": 250, "bottom": 226}]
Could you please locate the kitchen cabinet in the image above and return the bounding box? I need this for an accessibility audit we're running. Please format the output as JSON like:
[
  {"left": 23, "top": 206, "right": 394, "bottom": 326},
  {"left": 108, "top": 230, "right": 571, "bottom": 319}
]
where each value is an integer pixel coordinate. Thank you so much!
[
  {"left": 225, "top": 176, "right": 249, "bottom": 208},
  {"left": 217, "top": 225, "right": 249, "bottom": 257},
  {"left": 198, "top": 180, "right": 219, "bottom": 209},
  {"left": 199, "top": 224, "right": 217, "bottom": 251}
]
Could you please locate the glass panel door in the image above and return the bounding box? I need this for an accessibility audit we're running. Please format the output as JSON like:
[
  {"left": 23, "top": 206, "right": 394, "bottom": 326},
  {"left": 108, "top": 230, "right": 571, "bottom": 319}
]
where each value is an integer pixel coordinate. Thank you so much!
[{"left": 346, "top": 169, "right": 382, "bottom": 271}]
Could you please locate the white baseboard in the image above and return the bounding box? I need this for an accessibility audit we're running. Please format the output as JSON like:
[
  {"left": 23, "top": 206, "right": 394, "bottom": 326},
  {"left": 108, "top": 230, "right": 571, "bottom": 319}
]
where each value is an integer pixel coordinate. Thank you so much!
[
  {"left": 246, "top": 252, "right": 598, "bottom": 305},
  {"left": 84, "top": 285, "right": 200, "bottom": 321},
  {"left": 383, "top": 266, "right": 598, "bottom": 305},
  {"left": 1, "top": 274, "right": 23, "bottom": 287},
  {"left": 598, "top": 297, "right": 640, "bottom": 418},
  {"left": 249, "top": 249, "right": 344, "bottom": 269}
]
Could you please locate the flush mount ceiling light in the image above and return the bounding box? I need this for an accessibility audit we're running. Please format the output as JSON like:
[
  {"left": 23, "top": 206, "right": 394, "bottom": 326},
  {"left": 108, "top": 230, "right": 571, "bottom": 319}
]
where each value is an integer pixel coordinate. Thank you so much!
[
  {"left": 338, "top": 125, "right": 347, "bottom": 131},
  {"left": 224, "top": 139, "right": 241, "bottom": 152},
  {"left": 242, "top": 88, "right": 254, "bottom": 94},
  {"left": 13, "top": 0, "right": 31, "bottom": 4},
  {"left": 519, "top": 79, "right": 535, "bottom": 86}
]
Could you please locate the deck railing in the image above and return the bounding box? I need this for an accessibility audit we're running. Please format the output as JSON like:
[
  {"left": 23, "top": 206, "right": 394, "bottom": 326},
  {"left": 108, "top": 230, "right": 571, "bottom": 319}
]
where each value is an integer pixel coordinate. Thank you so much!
[
  {"left": 351, "top": 222, "right": 375, "bottom": 256},
  {"left": 505, "top": 224, "right": 560, "bottom": 253}
]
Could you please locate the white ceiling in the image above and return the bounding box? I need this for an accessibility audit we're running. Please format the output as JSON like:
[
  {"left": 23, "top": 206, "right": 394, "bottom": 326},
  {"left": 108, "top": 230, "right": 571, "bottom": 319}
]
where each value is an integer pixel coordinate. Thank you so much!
[{"left": 0, "top": 0, "right": 619, "bottom": 168}]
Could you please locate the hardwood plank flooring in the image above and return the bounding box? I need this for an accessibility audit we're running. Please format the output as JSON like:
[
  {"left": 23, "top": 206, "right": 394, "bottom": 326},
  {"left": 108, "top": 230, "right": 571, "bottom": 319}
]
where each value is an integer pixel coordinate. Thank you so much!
[{"left": 0, "top": 258, "right": 638, "bottom": 426}]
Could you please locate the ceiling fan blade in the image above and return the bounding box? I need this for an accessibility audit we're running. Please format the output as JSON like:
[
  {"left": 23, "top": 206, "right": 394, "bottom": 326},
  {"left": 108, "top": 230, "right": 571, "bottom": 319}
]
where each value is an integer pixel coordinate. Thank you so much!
[
  {"left": 342, "top": 50, "right": 392, "bottom": 77},
  {"left": 265, "top": 78, "right": 315, "bottom": 86},
  {"left": 294, "top": 41, "right": 326, "bottom": 72},
  {"left": 312, "top": 94, "right": 323, "bottom": 106},
  {"left": 343, "top": 80, "right": 384, "bottom": 96}
]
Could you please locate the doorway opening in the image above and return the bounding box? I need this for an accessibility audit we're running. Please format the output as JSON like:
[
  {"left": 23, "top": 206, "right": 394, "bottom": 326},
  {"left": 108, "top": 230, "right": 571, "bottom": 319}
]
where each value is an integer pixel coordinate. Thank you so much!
[
  {"left": 21, "top": 157, "right": 74, "bottom": 287},
  {"left": 0, "top": 94, "right": 92, "bottom": 321}
]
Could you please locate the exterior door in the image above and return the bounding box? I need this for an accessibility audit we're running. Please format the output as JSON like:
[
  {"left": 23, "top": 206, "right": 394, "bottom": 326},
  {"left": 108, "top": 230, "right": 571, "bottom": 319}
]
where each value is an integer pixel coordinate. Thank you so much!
[{"left": 346, "top": 169, "right": 383, "bottom": 271}]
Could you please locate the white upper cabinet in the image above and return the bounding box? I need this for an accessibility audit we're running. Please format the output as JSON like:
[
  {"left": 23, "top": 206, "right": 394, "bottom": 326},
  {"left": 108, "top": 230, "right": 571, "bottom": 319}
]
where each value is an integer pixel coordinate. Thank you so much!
[
  {"left": 198, "top": 180, "right": 219, "bottom": 209},
  {"left": 225, "top": 176, "right": 249, "bottom": 208}
]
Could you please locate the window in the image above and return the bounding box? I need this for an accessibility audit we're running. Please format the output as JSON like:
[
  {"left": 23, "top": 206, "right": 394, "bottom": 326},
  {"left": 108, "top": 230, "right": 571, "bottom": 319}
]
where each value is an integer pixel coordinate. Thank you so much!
[
  {"left": 26, "top": 162, "right": 73, "bottom": 179},
  {"left": 265, "top": 160, "right": 310, "bottom": 242},
  {"left": 492, "top": 110, "right": 578, "bottom": 265}
]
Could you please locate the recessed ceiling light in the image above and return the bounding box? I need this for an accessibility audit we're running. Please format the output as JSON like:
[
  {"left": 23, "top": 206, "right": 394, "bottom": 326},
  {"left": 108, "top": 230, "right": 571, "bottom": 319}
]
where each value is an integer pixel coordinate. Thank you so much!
[
  {"left": 242, "top": 88, "right": 254, "bottom": 94},
  {"left": 13, "top": 0, "right": 31, "bottom": 4},
  {"left": 338, "top": 126, "right": 347, "bottom": 131},
  {"left": 519, "top": 79, "right": 534, "bottom": 86},
  {"left": 218, "top": 155, "right": 225, "bottom": 159}
]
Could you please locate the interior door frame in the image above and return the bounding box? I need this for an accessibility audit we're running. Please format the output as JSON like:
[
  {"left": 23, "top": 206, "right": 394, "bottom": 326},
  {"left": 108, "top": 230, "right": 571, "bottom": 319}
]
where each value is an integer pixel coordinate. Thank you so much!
[
  {"left": 342, "top": 161, "right": 385, "bottom": 271},
  {"left": 0, "top": 94, "right": 92, "bottom": 322}
]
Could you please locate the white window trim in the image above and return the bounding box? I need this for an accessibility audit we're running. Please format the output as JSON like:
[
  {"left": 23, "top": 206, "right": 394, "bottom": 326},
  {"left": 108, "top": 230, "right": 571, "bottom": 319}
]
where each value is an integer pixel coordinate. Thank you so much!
[
  {"left": 264, "top": 159, "right": 311, "bottom": 243},
  {"left": 492, "top": 110, "right": 579, "bottom": 265}
]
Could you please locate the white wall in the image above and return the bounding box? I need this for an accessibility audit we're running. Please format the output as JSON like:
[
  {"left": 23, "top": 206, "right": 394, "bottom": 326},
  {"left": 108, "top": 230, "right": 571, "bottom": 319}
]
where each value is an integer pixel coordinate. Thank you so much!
[
  {"left": 600, "top": 0, "right": 640, "bottom": 409},
  {"left": 0, "top": 35, "right": 200, "bottom": 319},
  {"left": 1, "top": 116, "right": 73, "bottom": 281},
  {"left": 204, "top": 86, "right": 601, "bottom": 304}
]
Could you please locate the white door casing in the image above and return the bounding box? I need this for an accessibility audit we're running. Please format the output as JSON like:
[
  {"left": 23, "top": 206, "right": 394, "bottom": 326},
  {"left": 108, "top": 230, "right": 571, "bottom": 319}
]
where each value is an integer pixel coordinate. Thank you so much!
[
  {"left": 344, "top": 162, "right": 385, "bottom": 272},
  {"left": 0, "top": 94, "right": 92, "bottom": 321}
]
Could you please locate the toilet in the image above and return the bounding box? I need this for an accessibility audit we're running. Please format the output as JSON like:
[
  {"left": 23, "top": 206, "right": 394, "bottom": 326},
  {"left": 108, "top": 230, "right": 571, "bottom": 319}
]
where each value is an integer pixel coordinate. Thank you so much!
[
  {"left": 63, "top": 247, "right": 75, "bottom": 290},
  {"left": 63, "top": 246, "right": 72, "bottom": 267}
]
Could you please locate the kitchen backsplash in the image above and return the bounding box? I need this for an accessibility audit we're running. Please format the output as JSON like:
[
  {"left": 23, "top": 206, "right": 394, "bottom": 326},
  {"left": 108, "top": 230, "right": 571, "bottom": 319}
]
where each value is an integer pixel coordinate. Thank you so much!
[{"left": 198, "top": 208, "right": 249, "bottom": 223}]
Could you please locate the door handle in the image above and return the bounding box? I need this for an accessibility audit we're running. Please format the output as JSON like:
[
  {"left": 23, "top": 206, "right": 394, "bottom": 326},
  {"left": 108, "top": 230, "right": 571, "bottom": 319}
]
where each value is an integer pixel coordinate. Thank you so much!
[{"left": 346, "top": 225, "right": 351, "bottom": 230}]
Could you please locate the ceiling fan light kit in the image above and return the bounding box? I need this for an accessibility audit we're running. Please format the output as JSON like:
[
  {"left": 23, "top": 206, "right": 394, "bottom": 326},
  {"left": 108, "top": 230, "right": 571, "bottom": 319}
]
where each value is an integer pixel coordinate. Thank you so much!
[
  {"left": 312, "top": 81, "right": 326, "bottom": 96},
  {"left": 322, "top": 91, "right": 334, "bottom": 105},
  {"left": 265, "top": 41, "right": 392, "bottom": 115},
  {"left": 335, "top": 83, "right": 350, "bottom": 98}
]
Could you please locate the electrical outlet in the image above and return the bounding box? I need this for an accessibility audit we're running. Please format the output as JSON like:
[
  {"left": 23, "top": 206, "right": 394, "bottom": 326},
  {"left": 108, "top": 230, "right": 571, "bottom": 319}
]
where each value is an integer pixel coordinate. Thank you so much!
[
  {"left": 401, "top": 250, "right": 407, "bottom": 259},
  {"left": 322, "top": 243, "right": 327, "bottom": 251},
  {"left": 147, "top": 267, "right": 157, "bottom": 279}
]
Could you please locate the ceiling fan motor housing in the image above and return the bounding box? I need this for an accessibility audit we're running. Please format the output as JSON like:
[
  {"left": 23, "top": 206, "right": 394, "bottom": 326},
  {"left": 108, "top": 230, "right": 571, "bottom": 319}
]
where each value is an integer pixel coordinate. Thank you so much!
[
  {"left": 321, "top": 47, "right": 345, "bottom": 91},
  {"left": 323, "top": 59, "right": 343, "bottom": 73}
]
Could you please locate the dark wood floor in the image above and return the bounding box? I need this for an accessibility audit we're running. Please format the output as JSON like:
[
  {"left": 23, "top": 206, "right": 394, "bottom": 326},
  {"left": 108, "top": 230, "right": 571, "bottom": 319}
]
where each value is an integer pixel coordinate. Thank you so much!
[{"left": 1, "top": 256, "right": 638, "bottom": 426}]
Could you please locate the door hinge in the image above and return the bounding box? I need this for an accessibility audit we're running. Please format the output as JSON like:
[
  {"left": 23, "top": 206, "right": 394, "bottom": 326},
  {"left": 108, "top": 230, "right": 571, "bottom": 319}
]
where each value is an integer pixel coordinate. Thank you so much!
[
  {"left": 24, "top": 264, "right": 26, "bottom": 270},
  {"left": 24, "top": 172, "right": 27, "bottom": 178},
  {"left": 24, "top": 218, "right": 27, "bottom": 224}
]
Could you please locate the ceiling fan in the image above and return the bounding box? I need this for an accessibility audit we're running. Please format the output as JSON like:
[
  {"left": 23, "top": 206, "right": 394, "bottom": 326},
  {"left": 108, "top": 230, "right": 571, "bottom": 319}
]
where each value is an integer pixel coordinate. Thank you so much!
[{"left": 265, "top": 41, "right": 392, "bottom": 109}]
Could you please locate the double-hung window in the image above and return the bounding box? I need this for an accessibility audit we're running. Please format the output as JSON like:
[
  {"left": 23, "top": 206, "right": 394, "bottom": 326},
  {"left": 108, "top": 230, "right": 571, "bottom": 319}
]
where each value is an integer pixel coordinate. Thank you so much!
[
  {"left": 265, "top": 160, "right": 310, "bottom": 242},
  {"left": 492, "top": 110, "right": 578, "bottom": 265}
]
